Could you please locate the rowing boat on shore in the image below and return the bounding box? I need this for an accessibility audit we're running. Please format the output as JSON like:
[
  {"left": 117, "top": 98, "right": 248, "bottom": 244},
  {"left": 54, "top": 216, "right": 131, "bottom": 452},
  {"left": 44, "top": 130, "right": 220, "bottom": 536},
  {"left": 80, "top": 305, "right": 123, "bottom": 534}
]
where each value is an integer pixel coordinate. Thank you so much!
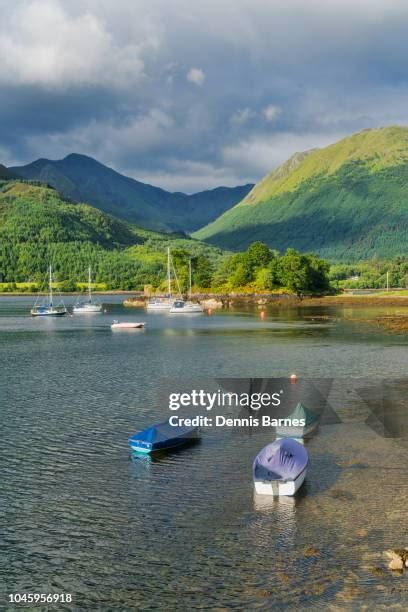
[{"left": 253, "top": 438, "right": 308, "bottom": 496}]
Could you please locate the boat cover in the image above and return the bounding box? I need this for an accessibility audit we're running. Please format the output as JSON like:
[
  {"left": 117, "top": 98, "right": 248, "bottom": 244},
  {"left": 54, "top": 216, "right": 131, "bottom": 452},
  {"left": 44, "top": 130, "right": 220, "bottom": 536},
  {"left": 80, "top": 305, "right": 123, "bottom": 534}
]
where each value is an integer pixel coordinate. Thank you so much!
[
  {"left": 253, "top": 438, "right": 308, "bottom": 481},
  {"left": 288, "top": 402, "right": 320, "bottom": 425},
  {"left": 130, "top": 420, "right": 196, "bottom": 444}
]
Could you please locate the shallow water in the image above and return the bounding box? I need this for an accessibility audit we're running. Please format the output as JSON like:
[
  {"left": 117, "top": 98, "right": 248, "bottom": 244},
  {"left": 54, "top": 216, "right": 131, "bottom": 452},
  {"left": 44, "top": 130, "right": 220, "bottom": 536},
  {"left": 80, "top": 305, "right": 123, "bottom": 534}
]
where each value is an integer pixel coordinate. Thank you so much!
[{"left": 1, "top": 296, "right": 408, "bottom": 609}]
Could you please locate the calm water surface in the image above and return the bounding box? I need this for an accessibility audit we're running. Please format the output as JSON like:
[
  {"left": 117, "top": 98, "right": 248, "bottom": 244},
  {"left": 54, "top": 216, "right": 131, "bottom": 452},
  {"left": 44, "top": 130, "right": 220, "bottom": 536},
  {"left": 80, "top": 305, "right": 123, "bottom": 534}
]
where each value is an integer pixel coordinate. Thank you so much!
[{"left": 1, "top": 296, "right": 408, "bottom": 609}]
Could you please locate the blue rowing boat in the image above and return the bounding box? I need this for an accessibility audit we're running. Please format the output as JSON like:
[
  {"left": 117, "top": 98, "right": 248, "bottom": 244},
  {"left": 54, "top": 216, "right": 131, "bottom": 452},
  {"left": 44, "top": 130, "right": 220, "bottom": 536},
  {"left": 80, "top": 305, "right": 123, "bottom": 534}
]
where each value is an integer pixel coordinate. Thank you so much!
[{"left": 128, "top": 420, "right": 199, "bottom": 453}]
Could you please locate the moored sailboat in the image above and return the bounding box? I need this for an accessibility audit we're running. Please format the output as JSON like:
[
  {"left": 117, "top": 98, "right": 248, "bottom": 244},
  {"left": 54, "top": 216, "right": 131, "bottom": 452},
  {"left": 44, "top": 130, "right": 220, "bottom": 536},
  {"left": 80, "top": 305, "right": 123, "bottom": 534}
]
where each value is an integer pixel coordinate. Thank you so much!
[
  {"left": 146, "top": 247, "right": 173, "bottom": 311},
  {"left": 73, "top": 266, "right": 102, "bottom": 313},
  {"left": 169, "top": 259, "right": 203, "bottom": 314},
  {"left": 31, "top": 266, "right": 67, "bottom": 317}
]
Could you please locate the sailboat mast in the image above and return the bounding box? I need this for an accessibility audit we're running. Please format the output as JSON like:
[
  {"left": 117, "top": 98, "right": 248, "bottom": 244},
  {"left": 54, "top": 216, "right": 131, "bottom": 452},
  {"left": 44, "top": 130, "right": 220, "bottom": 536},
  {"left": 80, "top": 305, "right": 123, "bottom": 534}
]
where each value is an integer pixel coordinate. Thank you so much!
[
  {"left": 49, "top": 265, "right": 53, "bottom": 306},
  {"left": 167, "top": 247, "right": 171, "bottom": 296},
  {"left": 88, "top": 266, "right": 92, "bottom": 302},
  {"left": 189, "top": 259, "right": 192, "bottom": 299}
]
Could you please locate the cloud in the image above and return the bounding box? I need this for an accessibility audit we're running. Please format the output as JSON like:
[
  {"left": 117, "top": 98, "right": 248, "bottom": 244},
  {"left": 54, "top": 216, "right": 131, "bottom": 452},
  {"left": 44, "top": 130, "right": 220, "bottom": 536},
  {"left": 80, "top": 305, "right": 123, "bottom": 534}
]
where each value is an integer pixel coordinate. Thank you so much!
[
  {"left": 0, "top": 0, "right": 148, "bottom": 88},
  {"left": 186, "top": 67, "right": 205, "bottom": 86},
  {"left": 222, "top": 132, "right": 344, "bottom": 177},
  {"left": 133, "top": 159, "right": 253, "bottom": 193},
  {"left": 24, "top": 109, "right": 176, "bottom": 166},
  {"left": 3, "top": 1, "right": 408, "bottom": 191},
  {"left": 263, "top": 105, "right": 281, "bottom": 122}
]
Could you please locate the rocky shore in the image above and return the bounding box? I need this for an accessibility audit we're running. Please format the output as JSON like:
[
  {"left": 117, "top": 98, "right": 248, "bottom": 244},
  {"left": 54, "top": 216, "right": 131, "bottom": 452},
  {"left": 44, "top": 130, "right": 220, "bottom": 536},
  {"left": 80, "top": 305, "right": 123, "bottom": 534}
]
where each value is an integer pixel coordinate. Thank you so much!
[{"left": 123, "top": 293, "right": 408, "bottom": 310}]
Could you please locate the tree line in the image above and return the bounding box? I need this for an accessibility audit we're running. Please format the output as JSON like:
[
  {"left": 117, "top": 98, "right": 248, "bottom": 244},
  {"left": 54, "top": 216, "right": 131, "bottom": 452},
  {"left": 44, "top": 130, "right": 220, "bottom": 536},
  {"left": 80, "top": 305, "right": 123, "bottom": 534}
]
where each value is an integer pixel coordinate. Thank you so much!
[{"left": 0, "top": 238, "right": 332, "bottom": 297}]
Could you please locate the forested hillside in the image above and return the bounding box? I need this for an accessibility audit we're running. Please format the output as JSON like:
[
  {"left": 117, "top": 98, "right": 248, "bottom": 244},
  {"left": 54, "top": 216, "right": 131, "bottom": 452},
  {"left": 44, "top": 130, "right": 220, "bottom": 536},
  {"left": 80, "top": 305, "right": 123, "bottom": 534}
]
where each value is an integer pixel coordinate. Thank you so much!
[
  {"left": 0, "top": 180, "right": 225, "bottom": 290},
  {"left": 11, "top": 154, "right": 253, "bottom": 233},
  {"left": 195, "top": 126, "right": 408, "bottom": 261}
]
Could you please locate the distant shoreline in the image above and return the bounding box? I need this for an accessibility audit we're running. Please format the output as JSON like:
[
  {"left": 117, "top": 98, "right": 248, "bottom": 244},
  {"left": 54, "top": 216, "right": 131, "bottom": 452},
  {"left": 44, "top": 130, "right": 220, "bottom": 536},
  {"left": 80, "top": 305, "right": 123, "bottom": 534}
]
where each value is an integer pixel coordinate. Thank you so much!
[
  {"left": 124, "top": 293, "right": 408, "bottom": 308},
  {"left": 2, "top": 291, "right": 408, "bottom": 306}
]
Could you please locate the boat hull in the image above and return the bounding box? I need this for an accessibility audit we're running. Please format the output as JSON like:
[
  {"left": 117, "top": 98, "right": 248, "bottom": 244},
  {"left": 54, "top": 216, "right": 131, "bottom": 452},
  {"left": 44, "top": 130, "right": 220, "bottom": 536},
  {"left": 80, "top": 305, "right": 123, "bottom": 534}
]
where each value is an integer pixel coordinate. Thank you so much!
[
  {"left": 254, "top": 465, "right": 307, "bottom": 496},
  {"left": 111, "top": 322, "right": 145, "bottom": 329},
  {"left": 146, "top": 300, "right": 172, "bottom": 311},
  {"left": 169, "top": 301, "right": 204, "bottom": 314},
  {"left": 129, "top": 427, "right": 199, "bottom": 453},
  {"left": 31, "top": 309, "right": 67, "bottom": 317},
  {"left": 73, "top": 305, "right": 102, "bottom": 313}
]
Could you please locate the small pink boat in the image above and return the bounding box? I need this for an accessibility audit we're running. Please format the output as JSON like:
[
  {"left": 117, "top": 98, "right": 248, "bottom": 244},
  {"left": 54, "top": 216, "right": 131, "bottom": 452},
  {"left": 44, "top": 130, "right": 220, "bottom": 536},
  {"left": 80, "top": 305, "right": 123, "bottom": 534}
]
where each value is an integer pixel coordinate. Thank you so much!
[{"left": 111, "top": 320, "right": 145, "bottom": 329}]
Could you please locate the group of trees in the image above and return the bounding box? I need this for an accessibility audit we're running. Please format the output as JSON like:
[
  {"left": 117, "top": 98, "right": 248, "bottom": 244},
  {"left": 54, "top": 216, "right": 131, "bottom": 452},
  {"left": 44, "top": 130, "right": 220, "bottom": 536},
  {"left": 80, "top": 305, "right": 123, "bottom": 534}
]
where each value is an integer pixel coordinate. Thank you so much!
[
  {"left": 0, "top": 179, "right": 332, "bottom": 295},
  {"left": 0, "top": 238, "right": 332, "bottom": 296},
  {"left": 213, "top": 242, "right": 331, "bottom": 296},
  {"left": 330, "top": 257, "right": 408, "bottom": 289}
]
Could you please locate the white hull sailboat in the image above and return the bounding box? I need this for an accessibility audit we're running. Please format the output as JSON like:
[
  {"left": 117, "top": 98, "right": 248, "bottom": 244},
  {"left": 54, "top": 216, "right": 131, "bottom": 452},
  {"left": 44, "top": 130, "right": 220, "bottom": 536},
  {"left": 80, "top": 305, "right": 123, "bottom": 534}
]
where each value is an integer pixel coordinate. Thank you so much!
[
  {"left": 169, "top": 259, "right": 203, "bottom": 314},
  {"left": 146, "top": 247, "right": 173, "bottom": 311},
  {"left": 31, "top": 266, "right": 67, "bottom": 317},
  {"left": 73, "top": 267, "right": 102, "bottom": 314},
  {"left": 169, "top": 300, "right": 204, "bottom": 314}
]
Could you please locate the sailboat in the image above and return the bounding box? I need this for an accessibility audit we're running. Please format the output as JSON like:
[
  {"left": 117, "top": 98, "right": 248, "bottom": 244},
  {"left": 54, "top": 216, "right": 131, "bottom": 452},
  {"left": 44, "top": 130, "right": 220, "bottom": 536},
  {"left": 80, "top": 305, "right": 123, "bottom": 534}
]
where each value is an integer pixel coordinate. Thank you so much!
[
  {"left": 31, "top": 266, "right": 67, "bottom": 317},
  {"left": 169, "top": 259, "right": 204, "bottom": 314},
  {"left": 146, "top": 247, "right": 173, "bottom": 311},
  {"left": 73, "top": 266, "right": 102, "bottom": 314}
]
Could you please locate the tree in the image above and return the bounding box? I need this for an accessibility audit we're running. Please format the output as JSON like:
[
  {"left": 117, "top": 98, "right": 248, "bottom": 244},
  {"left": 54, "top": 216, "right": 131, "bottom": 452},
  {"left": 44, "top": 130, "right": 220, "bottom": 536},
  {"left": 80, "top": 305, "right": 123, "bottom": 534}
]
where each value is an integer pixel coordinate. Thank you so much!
[
  {"left": 193, "top": 256, "right": 213, "bottom": 289},
  {"left": 245, "top": 241, "right": 273, "bottom": 272},
  {"left": 277, "top": 248, "right": 330, "bottom": 297}
]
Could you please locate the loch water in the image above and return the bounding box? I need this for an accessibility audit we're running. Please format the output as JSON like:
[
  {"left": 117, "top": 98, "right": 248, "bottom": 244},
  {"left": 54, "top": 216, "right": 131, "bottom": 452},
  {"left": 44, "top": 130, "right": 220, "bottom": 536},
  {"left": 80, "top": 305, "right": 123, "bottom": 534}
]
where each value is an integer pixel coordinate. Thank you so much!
[{"left": 1, "top": 296, "right": 408, "bottom": 609}]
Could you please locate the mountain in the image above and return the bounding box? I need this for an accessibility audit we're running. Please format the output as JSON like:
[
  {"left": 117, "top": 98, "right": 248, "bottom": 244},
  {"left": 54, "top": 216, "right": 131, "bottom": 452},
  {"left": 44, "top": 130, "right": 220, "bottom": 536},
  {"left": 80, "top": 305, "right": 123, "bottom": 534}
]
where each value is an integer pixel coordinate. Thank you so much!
[
  {"left": 0, "top": 181, "right": 138, "bottom": 248},
  {"left": 0, "top": 180, "right": 225, "bottom": 288},
  {"left": 194, "top": 126, "right": 408, "bottom": 261},
  {"left": 10, "top": 154, "right": 253, "bottom": 233}
]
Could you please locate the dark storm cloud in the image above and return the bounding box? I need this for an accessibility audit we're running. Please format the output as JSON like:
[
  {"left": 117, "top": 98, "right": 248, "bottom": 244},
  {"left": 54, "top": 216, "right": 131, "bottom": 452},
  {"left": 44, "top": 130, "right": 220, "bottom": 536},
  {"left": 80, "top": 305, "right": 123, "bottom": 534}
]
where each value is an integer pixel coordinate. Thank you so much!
[{"left": 2, "top": 0, "right": 408, "bottom": 191}]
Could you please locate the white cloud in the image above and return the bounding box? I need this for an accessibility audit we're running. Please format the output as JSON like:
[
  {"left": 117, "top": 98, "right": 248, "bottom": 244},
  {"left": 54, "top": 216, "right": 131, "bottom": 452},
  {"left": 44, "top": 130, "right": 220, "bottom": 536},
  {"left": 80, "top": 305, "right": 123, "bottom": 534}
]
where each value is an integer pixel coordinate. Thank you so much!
[
  {"left": 0, "top": 0, "right": 148, "bottom": 88},
  {"left": 263, "top": 105, "right": 281, "bottom": 122},
  {"left": 222, "top": 131, "right": 343, "bottom": 177},
  {"left": 4, "top": 0, "right": 408, "bottom": 191},
  {"left": 186, "top": 67, "right": 205, "bottom": 86},
  {"left": 133, "top": 159, "right": 253, "bottom": 193}
]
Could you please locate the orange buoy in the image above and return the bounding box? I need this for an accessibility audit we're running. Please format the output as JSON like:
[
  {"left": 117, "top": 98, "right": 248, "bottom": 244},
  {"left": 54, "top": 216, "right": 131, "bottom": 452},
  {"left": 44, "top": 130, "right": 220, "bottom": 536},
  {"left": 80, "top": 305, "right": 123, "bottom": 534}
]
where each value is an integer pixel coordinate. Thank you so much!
[
  {"left": 290, "top": 373, "right": 298, "bottom": 383},
  {"left": 260, "top": 311, "right": 266, "bottom": 319},
  {"left": 208, "top": 308, "right": 212, "bottom": 316}
]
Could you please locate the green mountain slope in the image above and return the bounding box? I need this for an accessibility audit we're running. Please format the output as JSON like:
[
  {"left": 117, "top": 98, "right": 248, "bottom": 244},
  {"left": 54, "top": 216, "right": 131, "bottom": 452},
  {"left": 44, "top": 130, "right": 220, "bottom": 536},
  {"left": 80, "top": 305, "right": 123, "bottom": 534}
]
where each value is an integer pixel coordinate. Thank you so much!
[
  {"left": 0, "top": 180, "right": 225, "bottom": 288},
  {"left": 194, "top": 126, "right": 408, "bottom": 260},
  {"left": 0, "top": 181, "right": 138, "bottom": 247},
  {"left": 10, "top": 154, "right": 253, "bottom": 233}
]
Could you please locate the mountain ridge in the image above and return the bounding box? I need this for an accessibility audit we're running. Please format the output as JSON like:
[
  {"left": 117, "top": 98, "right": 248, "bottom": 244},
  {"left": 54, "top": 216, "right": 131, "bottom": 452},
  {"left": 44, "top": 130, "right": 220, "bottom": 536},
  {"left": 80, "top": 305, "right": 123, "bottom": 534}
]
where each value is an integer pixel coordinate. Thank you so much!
[
  {"left": 194, "top": 126, "right": 408, "bottom": 261},
  {"left": 10, "top": 153, "right": 253, "bottom": 233}
]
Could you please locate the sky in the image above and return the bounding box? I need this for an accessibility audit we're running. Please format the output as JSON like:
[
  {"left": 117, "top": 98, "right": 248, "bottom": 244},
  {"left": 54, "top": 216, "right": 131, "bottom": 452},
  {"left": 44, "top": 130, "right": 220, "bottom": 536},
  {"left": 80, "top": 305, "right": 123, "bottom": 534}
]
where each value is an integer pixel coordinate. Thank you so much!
[{"left": 2, "top": 0, "right": 408, "bottom": 192}]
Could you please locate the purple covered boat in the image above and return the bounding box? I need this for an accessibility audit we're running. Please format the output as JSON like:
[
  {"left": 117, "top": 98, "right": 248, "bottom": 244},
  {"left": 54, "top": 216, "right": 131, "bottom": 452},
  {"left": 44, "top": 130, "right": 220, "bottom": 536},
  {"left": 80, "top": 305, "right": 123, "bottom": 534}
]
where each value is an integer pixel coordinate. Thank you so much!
[{"left": 253, "top": 438, "right": 308, "bottom": 496}]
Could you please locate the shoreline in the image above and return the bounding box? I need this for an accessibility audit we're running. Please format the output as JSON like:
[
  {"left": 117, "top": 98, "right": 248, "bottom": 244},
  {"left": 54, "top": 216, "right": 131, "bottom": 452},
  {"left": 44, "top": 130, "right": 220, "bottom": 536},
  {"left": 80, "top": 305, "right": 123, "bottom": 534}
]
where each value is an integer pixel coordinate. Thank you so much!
[{"left": 124, "top": 293, "right": 408, "bottom": 308}]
